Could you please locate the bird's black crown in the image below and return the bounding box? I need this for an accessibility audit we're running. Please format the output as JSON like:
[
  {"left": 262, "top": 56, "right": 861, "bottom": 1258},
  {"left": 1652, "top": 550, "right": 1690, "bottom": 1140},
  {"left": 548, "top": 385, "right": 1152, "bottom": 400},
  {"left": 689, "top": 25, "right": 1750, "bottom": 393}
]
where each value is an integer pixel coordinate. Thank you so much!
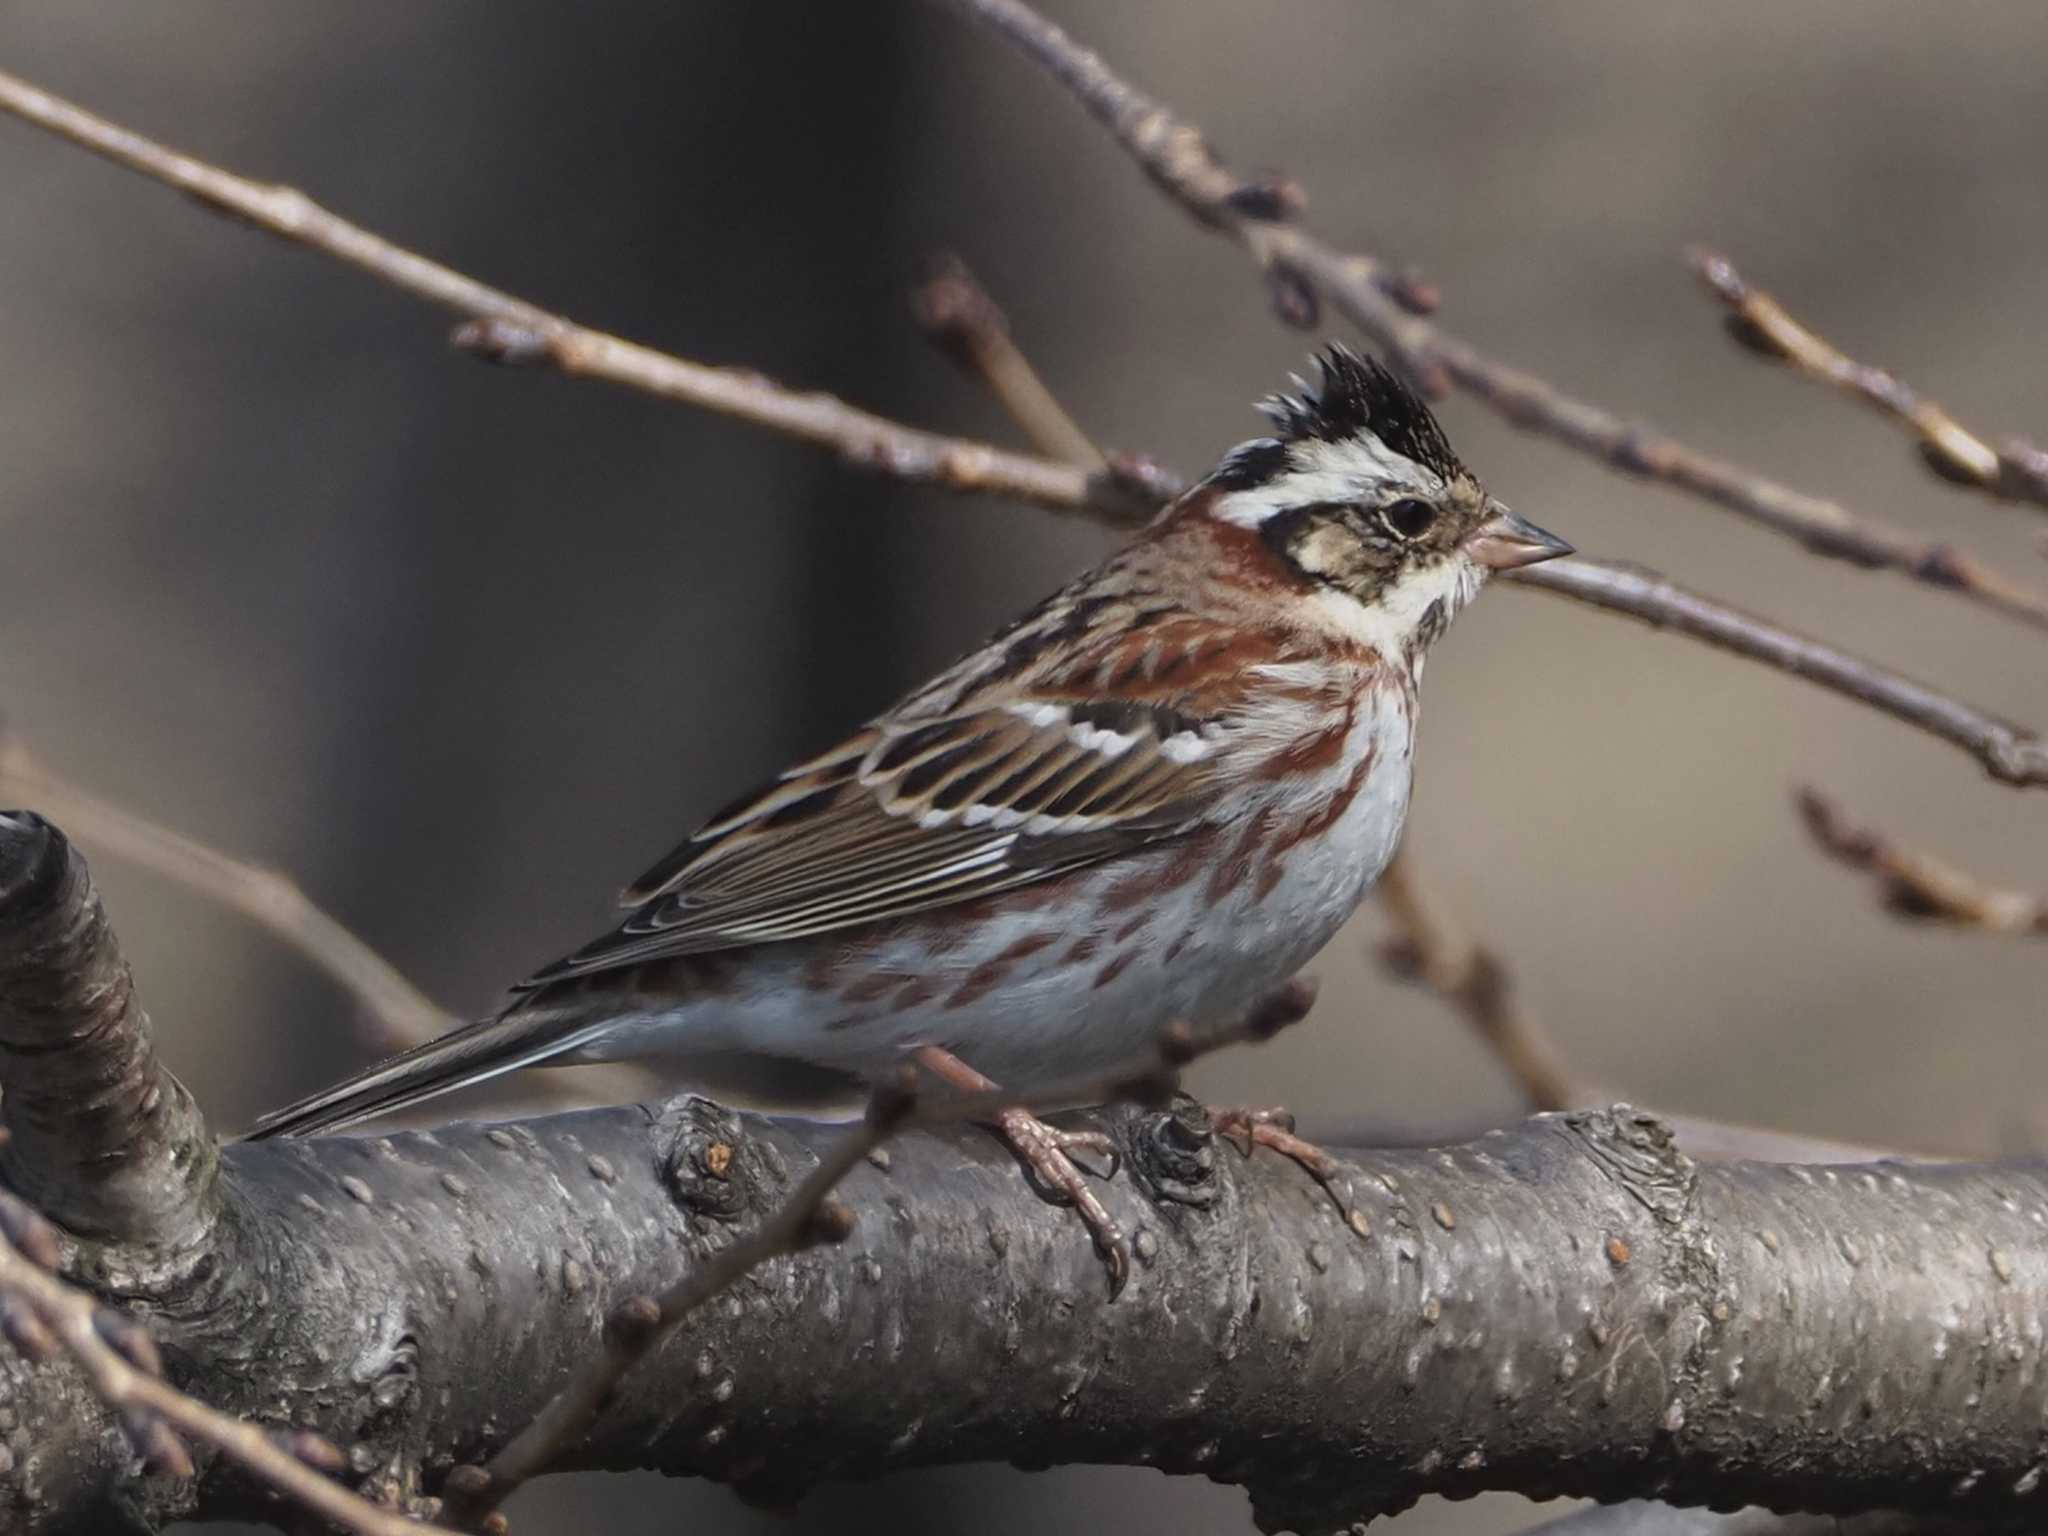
[{"left": 1257, "top": 343, "right": 1464, "bottom": 481}]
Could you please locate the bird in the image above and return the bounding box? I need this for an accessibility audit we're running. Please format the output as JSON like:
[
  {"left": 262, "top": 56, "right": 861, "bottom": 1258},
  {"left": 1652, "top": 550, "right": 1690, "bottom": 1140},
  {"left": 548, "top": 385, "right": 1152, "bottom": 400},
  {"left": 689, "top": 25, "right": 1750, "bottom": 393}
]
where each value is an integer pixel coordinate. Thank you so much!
[{"left": 246, "top": 343, "right": 1571, "bottom": 1292}]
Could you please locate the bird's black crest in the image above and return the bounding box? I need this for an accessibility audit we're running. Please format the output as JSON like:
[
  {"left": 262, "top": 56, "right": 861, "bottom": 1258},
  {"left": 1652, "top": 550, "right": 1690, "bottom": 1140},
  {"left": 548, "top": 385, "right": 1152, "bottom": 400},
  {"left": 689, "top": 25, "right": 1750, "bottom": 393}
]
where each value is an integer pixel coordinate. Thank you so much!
[
  {"left": 1208, "top": 438, "right": 1293, "bottom": 491},
  {"left": 1259, "top": 344, "right": 1464, "bottom": 480}
]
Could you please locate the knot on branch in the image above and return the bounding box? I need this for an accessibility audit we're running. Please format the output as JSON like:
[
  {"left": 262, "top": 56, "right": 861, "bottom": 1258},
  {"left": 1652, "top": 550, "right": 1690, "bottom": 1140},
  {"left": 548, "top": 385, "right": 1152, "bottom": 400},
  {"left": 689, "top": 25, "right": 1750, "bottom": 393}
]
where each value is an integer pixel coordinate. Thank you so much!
[
  {"left": 658, "top": 1096, "right": 784, "bottom": 1222},
  {"left": 0, "top": 811, "right": 65, "bottom": 915},
  {"left": 1559, "top": 1104, "right": 1696, "bottom": 1230},
  {"left": 1128, "top": 1098, "right": 1218, "bottom": 1208}
]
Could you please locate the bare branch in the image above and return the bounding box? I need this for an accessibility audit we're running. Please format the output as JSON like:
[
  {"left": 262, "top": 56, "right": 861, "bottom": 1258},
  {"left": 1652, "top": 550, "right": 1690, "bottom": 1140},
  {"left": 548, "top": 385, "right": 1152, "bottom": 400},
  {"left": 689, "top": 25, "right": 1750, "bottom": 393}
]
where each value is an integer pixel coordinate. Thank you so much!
[
  {"left": 0, "top": 812, "right": 214, "bottom": 1249},
  {"left": 0, "top": 67, "right": 1151, "bottom": 530},
  {"left": 1518, "top": 1500, "right": 1983, "bottom": 1535},
  {"left": 912, "top": 253, "right": 1105, "bottom": 467},
  {"left": 18, "top": 1086, "right": 2048, "bottom": 1531},
  {"left": 1691, "top": 248, "right": 2048, "bottom": 513},
  {"left": 1513, "top": 559, "right": 2048, "bottom": 789},
  {"left": 0, "top": 738, "right": 648, "bottom": 1117},
  {"left": 7, "top": 63, "right": 2046, "bottom": 797},
  {"left": 1646, "top": 1113, "right": 1931, "bottom": 1167},
  {"left": 931, "top": 0, "right": 2048, "bottom": 635},
  {"left": 0, "top": 830, "right": 2041, "bottom": 1530},
  {"left": 1373, "top": 846, "right": 1583, "bottom": 1111},
  {"left": 0, "top": 1208, "right": 450, "bottom": 1536},
  {"left": 1796, "top": 787, "right": 2048, "bottom": 935},
  {"left": 452, "top": 1082, "right": 907, "bottom": 1521},
  {"left": 459, "top": 979, "right": 1318, "bottom": 1520},
  {"left": 0, "top": 738, "right": 454, "bottom": 1055}
]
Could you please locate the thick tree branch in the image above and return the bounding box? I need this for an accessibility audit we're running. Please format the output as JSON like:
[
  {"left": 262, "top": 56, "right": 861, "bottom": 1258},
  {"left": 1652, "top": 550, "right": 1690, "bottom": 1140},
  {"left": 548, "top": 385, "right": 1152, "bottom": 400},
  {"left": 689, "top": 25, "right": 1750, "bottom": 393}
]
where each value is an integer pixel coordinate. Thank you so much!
[
  {"left": 3, "top": 818, "right": 2048, "bottom": 1534},
  {"left": 0, "top": 1197, "right": 447, "bottom": 1536},
  {"left": 1691, "top": 249, "right": 2048, "bottom": 513},
  {"left": 1523, "top": 1504, "right": 1981, "bottom": 1536},
  {"left": 458, "top": 983, "right": 1318, "bottom": 1522},
  {"left": 930, "top": 0, "right": 2048, "bottom": 635},
  {"left": 0, "top": 813, "right": 212, "bottom": 1256}
]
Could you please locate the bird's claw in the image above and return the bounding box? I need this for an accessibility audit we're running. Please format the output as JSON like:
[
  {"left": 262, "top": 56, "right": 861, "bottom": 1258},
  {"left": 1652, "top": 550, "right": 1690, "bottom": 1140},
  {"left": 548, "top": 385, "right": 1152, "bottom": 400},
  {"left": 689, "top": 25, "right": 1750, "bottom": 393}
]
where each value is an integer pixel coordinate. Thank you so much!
[
  {"left": 996, "top": 1106, "right": 1130, "bottom": 1298},
  {"left": 1208, "top": 1104, "right": 1361, "bottom": 1234},
  {"left": 1213, "top": 1102, "right": 1296, "bottom": 1157}
]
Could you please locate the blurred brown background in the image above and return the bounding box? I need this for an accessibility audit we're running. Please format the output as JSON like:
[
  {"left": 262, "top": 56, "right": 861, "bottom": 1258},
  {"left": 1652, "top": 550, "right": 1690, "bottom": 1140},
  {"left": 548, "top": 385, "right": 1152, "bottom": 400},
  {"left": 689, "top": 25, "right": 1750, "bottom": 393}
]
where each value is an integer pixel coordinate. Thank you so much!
[{"left": 5, "top": 4, "right": 2045, "bottom": 1532}]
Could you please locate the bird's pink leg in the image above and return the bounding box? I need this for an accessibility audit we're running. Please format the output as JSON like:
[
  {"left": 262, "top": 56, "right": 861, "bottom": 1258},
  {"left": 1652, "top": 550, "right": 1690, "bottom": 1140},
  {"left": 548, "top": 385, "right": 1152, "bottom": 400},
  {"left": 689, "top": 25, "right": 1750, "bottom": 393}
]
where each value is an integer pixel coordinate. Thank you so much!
[
  {"left": 911, "top": 1045, "right": 1129, "bottom": 1297},
  {"left": 1209, "top": 1105, "right": 1369, "bottom": 1236}
]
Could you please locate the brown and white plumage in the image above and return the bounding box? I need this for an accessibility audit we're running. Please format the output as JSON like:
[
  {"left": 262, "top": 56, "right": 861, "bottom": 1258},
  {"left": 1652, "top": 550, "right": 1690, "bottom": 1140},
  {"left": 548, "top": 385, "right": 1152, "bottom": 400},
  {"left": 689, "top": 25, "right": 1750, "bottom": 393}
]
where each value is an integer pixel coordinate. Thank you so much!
[{"left": 246, "top": 346, "right": 1568, "bottom": 1143}]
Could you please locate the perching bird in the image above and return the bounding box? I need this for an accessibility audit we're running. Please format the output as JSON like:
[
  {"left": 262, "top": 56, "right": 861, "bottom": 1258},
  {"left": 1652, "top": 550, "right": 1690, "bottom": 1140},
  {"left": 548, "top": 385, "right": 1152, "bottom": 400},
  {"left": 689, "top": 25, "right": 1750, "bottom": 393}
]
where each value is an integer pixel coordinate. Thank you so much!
[{"left": 247, "top": 344, "right": 1570, "bottom": 1290}]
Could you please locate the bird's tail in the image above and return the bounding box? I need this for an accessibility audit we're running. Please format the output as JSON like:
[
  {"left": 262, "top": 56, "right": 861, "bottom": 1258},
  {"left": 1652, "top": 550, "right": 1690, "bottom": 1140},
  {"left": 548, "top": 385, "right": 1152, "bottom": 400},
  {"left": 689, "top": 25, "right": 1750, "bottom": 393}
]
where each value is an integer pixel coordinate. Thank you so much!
[{"left": 239, "top": 1001, "right": 606, "bottom": 1141}]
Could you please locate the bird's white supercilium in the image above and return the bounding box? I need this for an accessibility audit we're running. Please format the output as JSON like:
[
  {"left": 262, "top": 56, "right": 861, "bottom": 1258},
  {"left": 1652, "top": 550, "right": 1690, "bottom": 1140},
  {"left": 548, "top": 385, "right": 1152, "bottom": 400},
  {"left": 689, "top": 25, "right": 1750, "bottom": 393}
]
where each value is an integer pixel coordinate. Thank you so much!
[{"left": 246, "top": 344, "right": 1572, "bottom": 1291}]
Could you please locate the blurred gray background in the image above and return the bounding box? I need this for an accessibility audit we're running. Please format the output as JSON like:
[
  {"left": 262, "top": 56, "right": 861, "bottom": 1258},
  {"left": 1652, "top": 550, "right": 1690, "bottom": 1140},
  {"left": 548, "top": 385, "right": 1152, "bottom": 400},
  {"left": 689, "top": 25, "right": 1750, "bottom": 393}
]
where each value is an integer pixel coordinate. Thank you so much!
[{"left": 5, "top": 4, "right": 2045, "bottom": 1533}]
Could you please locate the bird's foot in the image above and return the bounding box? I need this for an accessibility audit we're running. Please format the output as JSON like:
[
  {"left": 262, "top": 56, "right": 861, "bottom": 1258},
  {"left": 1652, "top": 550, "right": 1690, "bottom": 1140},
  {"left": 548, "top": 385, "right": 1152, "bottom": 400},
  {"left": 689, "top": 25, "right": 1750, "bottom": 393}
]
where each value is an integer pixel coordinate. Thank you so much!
[
  {"left": 1209, "top": 1105, "right": 1370, "bottom": 1239},
  {"left": 993, "top": 1105, "right": 1130, "bottom": 1298},
  {"left": 910, "top": 1044, "right": 1129, "bottom": 1297}
]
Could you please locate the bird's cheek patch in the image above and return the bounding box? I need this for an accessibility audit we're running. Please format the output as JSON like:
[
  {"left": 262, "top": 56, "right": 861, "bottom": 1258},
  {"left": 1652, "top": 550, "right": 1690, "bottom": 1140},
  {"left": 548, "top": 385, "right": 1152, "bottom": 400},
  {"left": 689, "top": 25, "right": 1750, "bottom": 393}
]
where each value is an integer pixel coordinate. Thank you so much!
[{"left": 1291, "top": 522, "right": 1361, "bottom": 582}]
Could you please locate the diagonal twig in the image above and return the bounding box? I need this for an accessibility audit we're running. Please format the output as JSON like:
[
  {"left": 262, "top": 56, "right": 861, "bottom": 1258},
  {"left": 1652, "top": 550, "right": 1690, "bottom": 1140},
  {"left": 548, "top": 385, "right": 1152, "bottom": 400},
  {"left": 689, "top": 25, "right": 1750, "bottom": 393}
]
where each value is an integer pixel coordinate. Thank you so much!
[
  {"left": 0, "top": 738, "right": 648, "bottom": 1115},
  {"left": 0, "top": 737, "right": 453, "bottom": 1054},
  {"left": 1513, "top": 559, "right": 2048, "bottom": 789},
  {"left": 1692, "top": 248, "right": 2048, "bottom": 513},
  {"left": 4, "top": 63, "right": 2047, "bottom": 800},
  {"left": 1372, "top": 846, "right": 1583, "bottom": 1112},
  {"left": 929, "top": 0, "right": 2048, "bottom": 636},
  {"left": 450, "top": 979, "right": 1317, "bottom": 1523},
  {"left": 443, "top": 1083, "right": 909, "bottom": 1525},
  {"left": 1796, "top": 786, "right": 2048, "bottom": 935},
  {"left": 912, "top": 252, "right": 1106, "bottom": 468},
  {"left": 0, "top": 66, "right": 1160, "bottom": 530},
  {"left": 0, "top": 1181, "right": 450, "bottom": 1536}
]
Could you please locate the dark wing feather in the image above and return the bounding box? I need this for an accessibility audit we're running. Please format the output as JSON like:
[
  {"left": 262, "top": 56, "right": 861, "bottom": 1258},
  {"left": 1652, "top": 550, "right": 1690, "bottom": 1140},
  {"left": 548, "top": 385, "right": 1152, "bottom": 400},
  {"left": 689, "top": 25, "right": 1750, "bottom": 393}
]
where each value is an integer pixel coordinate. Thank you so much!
[{"left": 518, "top": 698, "right": 1220, "bottom": 986}]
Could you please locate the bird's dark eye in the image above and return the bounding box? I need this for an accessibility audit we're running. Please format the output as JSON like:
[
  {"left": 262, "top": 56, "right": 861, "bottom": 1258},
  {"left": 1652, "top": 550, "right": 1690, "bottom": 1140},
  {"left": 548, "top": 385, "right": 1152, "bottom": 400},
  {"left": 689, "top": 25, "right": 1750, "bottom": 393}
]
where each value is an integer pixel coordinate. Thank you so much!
[{"left": 1378, "top": 497, "right": 1438, "bottom": 541}]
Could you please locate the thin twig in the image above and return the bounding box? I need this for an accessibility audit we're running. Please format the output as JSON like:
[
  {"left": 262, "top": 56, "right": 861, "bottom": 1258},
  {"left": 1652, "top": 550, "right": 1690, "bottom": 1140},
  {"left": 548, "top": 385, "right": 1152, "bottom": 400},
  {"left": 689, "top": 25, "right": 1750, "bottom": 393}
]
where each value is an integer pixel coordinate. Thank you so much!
[
  {"left": 454, "top": 979, "right": 1317, "bottom": 1522},
  {"left": 446, "top": 1087, "right": 903, "bottom": 1523},
  {"left": 1796, "top": 786, "right": 2048, "bottom": 935},
  {"left": 1692, "top": 248, "right": 2048, "bottom": 512},
  {"left": 0, "top": 738, "right": 647, "bottom": 1116},
  {"left": 912, "top": 253, "right": 1106, "bottom": 467},
  {"left": 1513, "top": 559, "right": 2048, "bottom": 789},
  {"left": 1373, "top": 846, "right": 1582, "bottom": 1111},
  {"left": 0, "top": 737, "right": 453, "bottom": 1053},
  {"left": 931, "top": 0, "right": 2048, "bottom": 635},
  {"left": 0, "top": 67, "right": 1156, "bottom": 529},
  {"left": 7, "top": 63, "right": 2045, "bottom": 794},
  {"left": 0, "top": 1188, "right": 450, "bottom": 1536},
  {"left": 907, "top": 253, "right": 1182, "bottom": 517}
]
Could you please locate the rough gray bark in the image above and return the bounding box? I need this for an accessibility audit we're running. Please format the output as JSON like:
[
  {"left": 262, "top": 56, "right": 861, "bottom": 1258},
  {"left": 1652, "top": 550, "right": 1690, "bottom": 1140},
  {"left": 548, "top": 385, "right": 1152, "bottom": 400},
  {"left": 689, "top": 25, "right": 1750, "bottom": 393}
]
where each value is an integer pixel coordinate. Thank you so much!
[
  {"left": 3, "top": 817, "right": 2047, "bottom": 1535},
  {"left": 1523, "top": 1506, "right": 1979, "bottom": 1536},
  {"left": 0, "top": 813, "right": 215, "bottom": 1254}
]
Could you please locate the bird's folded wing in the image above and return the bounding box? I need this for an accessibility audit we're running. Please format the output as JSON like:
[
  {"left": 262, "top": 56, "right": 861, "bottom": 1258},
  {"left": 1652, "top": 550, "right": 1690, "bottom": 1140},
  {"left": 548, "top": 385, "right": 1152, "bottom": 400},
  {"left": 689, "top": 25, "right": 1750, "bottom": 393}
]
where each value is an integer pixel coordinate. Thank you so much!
[{"left": 517, "top": 696, "right": 1226, "bottom": 983}]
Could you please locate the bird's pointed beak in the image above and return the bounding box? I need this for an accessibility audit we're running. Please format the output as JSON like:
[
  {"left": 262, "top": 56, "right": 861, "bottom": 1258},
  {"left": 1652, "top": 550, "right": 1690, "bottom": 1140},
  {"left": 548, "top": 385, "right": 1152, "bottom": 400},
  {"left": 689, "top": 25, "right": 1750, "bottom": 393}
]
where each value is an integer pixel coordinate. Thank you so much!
[{"left": 1468, "top": 506, "right": 1574, "bottom": 571}]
